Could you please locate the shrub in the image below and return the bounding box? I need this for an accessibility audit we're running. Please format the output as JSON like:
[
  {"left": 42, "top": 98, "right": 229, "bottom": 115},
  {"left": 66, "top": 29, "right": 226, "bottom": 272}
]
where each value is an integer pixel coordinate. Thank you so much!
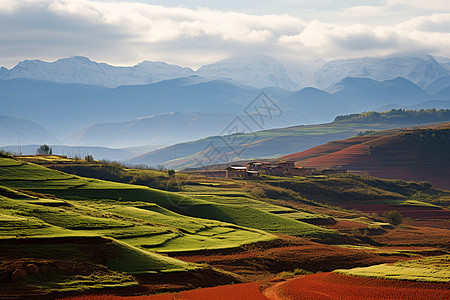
[
  {"left": 37, "top": 144, "right": 52, "bottom": 155},
  {"left": 385, "top": 210, "right": 403, "bottom": 226}
]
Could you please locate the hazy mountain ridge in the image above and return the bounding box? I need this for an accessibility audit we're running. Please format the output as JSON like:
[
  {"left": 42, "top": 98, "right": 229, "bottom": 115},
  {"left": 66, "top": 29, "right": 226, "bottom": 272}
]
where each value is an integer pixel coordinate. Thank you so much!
[
  {"left": 1, "top": 74, "right": 449, "bottom": 148},
  {"left": 0, "top": 115, "right": 58, "bottom": 146},
  {"left": 331, "top": 77, "right": 431, "bottom": 111},
  {"left": 64, "top": 112, "right": 248, "bottom": 148},
  {"left": 1, "top": 54, "right": 450, "bottom": 151}
]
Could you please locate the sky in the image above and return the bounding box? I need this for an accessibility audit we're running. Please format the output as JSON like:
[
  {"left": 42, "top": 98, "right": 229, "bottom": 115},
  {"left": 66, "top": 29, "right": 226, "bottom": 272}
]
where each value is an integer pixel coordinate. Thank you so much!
[{"left": 1, "top": 0, "right": 449, "bottom": 69}]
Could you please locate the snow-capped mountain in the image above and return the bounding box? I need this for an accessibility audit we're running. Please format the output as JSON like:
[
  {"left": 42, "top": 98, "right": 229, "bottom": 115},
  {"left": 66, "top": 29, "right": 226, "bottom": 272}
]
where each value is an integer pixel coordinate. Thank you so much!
[
  {"left": 434, "top": 56, "right": 450, "bottom": 71},
  {"left": 1, "top": 54, "right": 450, "bottom": 92},
  {"left": 1, "top": 56, "right": 195, "bottom": 87},
  {"left": 315, "top": 55, "right": 449, "bottom": 90},
  {"left": 196, "top": 54, "right": 303, "bottom": 90}
]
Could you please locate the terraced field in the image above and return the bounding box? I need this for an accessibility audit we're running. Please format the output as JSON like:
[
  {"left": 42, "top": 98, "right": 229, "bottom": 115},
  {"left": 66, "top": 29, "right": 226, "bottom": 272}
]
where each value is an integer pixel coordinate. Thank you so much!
[
  {"left": 0, "top": 157, "right": 281, "bottom": 254},
  {"left": 2, "top": 155, "right": 449, "bottom": 298}
]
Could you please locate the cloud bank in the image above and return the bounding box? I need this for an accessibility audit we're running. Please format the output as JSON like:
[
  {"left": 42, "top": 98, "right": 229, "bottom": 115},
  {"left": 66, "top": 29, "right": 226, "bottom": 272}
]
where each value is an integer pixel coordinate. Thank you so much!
[{"left": 0, "top": 0, "right": 449, "bottom": 68}]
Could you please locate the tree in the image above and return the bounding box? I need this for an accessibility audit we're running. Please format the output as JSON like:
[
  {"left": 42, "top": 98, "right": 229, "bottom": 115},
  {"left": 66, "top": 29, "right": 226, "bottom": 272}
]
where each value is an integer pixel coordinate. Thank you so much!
[
  {"left": 36, "top": 144, "right": 52, "bottom": 155},
  {"left": 167, "top": 169, "right": 175, "bottom": 176},
  {"left": 385, "top": 210, "right": 403, "bottom": 226},
  {"left": 85, "top": 155, "right": 94, "bottom": 162}
]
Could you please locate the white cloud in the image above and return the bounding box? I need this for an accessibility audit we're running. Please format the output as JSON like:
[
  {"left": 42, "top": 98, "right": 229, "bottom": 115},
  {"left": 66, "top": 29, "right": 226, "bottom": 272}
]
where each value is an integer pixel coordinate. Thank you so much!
[
  {"left": 387, "top": 0, "right": 450, "bottom": 11},
  {"left": 339, "top": 5, "right": 386, "bottom": 17},
  {"left": 398, "top": 14, "right": 450, "bottom": 33},
  {"left": 0, "top": 0, "right": 449, "bottom": 68}
]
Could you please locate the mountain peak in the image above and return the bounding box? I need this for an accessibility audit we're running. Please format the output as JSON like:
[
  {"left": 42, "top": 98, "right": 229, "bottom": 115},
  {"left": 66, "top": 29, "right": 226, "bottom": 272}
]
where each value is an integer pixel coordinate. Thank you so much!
[
  {"left": 58, "top": 56, "right": 94, "bottom": 63},
  {"left": 197, "top": 54, "right": 301, "bottom": 90}
]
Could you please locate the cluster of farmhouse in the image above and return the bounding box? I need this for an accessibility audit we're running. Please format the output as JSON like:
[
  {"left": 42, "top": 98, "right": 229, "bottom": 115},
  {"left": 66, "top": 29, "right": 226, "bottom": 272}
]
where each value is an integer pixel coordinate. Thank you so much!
[{"left": 225, "top": 161, "right": 346, "bottom": 178}]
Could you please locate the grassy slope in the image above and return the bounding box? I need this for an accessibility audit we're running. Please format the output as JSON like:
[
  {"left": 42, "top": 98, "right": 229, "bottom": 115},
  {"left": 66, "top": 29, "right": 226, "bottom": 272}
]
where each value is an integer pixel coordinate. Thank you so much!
[
  {"left": 0, "top": 157, "right": 338, "bottom": 251},
  {"left": 336, "top": 255, "right": 450, "bottom": 282}
]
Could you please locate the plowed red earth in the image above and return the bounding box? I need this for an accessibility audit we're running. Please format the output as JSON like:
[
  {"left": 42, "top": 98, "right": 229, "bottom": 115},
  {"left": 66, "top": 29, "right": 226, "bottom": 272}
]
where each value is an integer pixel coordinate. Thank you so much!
[
  {"left": 66, "top": 283, "right": 270, "bottom": 300},
  {"left": 370, "top": 225, "right": 450, "bottom": 246},
  {"left": 280, "top": 272, "right": 450, "bottom": 300},
  {"left": 64, "top": 273, "right": 450, "bottom": 300},
  {"left": 280, "top": 126, "right": 450, "bottom": 190},
  {"left": 342, "top": 203, "right": 450, "bottom": 219},
  {"left": 172, "top": 237, "right": 397, "bottom": 280}
]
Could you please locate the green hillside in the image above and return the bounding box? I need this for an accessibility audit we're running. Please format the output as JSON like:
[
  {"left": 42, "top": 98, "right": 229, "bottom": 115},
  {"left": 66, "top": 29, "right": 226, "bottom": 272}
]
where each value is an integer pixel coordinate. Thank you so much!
[
  {"left": 1, "top": 154, "right": 449, "bottom": 295},
  {"left": 0, "top": 156, "right": 340, "bottom": 249}
]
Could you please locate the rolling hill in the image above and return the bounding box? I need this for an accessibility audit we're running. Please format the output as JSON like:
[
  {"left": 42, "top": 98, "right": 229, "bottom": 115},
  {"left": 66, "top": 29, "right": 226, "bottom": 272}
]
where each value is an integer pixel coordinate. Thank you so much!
[
  {"left": 128, "top": 109, "right": 450, "bottom": 170},
  {"left": 280, "top": 122, "right": 450, "bottom": 190},
  {"left": 1, "top": 153, "right": 449, "bottom": 297}
]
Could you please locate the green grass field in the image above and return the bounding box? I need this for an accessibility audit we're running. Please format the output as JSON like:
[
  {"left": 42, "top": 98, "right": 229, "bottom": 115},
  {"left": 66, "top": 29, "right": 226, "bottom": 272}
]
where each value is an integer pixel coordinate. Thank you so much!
[
  {"left": 0, "top": 157, "right": 337, "bottom": 250},
  {"left": 335, "top": 255, "right": 450, "bottom": 282}
]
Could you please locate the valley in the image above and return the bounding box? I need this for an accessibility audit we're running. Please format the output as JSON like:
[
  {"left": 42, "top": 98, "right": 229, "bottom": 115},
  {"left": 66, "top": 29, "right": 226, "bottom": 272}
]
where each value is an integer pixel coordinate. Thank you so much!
[{"left": 0, "top": 153, "right": 448, "bottom": 298}]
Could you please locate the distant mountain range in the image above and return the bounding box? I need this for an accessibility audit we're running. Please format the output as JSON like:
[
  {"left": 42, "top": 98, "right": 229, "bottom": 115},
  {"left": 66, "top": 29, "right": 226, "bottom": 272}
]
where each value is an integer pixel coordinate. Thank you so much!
[
  {"left": 1, "top": 75, "right": 449, "bottom": 148},
  {"left": 280, "top": 122, "right": 450, "bottom": 190},
  {"left": 0, "top": 56, "right": 194, "bottom": 88},
  {"left": 1, "top": 54, "right": 450, "bottom": 150},
  {"left": 1, "top": 54, "right": 449, "bottom": 91}
]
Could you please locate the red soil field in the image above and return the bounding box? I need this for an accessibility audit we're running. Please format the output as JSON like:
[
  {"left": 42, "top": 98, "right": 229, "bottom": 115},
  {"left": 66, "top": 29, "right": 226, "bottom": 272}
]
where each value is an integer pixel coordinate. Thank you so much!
[
  {"left": 371, "top": 225, "right": 450, "bottom": 247},
  {"left": 172, "top": 237, "right": 398, "bottom": 280},
  {"left": 324, "top": 219, "right": 369, "bottom": 230},
  {"left": 342, "top": 203, "right": 450, "bottom": 219},
  {"left": 65, "top": 283, "right": 269, "bottom": 300},
  {"left": 62, "top": 273, "right": 450, "bottom": 300},
  {"left": 413, "top": 219, "right": 450, "bottom": 229},
  {"left": 280, "top": 272, "right": 450, "bottom": 300},
  {"left": 280, "top": 125, "right": 450, "bottom": 190}
]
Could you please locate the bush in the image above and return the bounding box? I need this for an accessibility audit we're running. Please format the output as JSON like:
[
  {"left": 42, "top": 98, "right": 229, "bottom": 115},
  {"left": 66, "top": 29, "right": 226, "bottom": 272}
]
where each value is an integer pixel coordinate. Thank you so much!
[
  {"left": 385, "top": 210, "right": 403, "bottom": 226},
  {"left": 37, "top": 144, "right": 52, "bottom": 155}
]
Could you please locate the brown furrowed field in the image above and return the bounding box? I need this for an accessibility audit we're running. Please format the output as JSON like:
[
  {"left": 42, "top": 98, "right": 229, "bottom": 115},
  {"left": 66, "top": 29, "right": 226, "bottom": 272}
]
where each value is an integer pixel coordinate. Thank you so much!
[
  {"left": 61, "top": 272, "right": 450, "bottom": 300},
  {"left": 63, "top": 282, "right": 270, "bottom": 300},
  {"left": 172, "top": 237, "right": 399, "bottom": 280},
  {"left": 279, "top": 272, "right": 450, "bottom": 300}
]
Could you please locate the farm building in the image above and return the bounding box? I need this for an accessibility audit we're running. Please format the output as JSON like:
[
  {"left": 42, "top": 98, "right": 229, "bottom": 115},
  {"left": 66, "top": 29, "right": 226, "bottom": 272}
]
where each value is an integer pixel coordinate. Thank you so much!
[
  {"left": 247, "top": 161, "right": 314, "bottom": 176},
  {"left": 225, "top": 161, "right": 346, "bottom": 178},
  {"left": 226, "top": 166, "right": 260, "bottom": 178}
]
